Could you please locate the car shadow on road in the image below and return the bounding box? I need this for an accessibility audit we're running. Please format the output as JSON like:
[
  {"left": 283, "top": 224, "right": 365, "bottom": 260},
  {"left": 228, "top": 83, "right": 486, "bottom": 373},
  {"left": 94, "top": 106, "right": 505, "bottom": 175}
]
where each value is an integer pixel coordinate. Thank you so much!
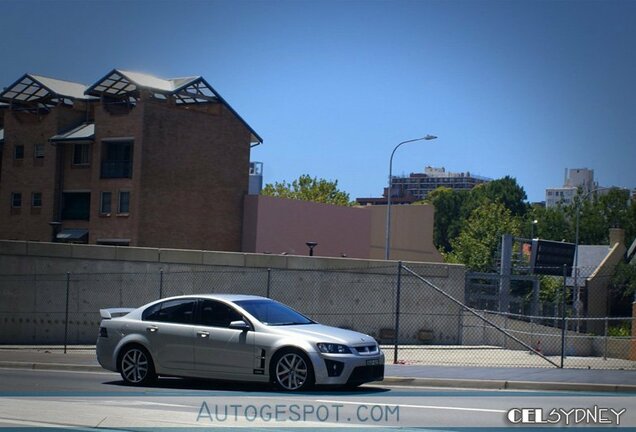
[{"left": 102, "top": 377, "right": 390, "bottom": 395}]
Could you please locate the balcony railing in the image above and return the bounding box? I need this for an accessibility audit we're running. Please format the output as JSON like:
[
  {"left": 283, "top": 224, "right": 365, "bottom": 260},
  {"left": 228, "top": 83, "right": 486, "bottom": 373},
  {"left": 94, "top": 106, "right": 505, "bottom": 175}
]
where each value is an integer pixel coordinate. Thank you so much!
[{"left": 101, "top": 160, "right": 132, "bottom": 179}]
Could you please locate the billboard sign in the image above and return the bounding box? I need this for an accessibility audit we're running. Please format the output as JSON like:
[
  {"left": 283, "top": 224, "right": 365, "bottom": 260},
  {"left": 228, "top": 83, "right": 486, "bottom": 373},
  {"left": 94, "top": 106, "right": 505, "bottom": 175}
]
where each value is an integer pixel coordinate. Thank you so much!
[{"left": 529, "top": 239, "right": 576, "bottom": 276}]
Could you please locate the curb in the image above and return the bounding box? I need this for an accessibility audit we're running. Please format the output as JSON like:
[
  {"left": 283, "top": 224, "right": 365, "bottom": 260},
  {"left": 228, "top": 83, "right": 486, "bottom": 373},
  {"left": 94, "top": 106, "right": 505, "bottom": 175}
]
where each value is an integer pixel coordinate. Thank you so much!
[
  {"left": 0, "top": 361, "right": 104, "bottom": 373},
  {"left": 1, "top": 361, "right": 635, "bottom": 393},
  {"left": 381, "top": 376, "right": 636, "bottom": 393}
]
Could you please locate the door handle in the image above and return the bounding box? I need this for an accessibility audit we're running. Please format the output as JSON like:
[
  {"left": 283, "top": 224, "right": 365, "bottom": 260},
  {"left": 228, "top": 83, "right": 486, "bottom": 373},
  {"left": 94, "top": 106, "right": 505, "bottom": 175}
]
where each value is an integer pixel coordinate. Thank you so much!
[
  {"left": 197, "top": 331, "right": 210, "bottom": 338},
  {"left": 146, "top": 326, "right": 158, "bottom": 333}
]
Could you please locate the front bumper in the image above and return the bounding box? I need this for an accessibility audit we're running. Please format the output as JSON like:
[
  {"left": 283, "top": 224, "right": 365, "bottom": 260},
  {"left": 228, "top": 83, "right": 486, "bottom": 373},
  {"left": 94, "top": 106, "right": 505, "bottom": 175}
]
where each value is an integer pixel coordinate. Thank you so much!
[{"left": 308, "top": 351, "right": 385, "bottom": 386}]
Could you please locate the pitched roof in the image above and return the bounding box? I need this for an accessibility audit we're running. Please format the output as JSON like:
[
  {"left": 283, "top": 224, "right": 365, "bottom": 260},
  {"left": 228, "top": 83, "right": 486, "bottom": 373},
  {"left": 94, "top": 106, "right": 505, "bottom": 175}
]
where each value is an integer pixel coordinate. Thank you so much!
[
  {"left": 86, "top": 69, "right": 262, "bottom": 144},
  {"left": 576, "top": 245, "right": 611, "bottom": 271},
  {"left": 30, "top": 75, "right": 92, "bottom": 100},
  {"left": 86, "top": 69, "right": 200, "bottom": 96},
  {"left": 0, "top": 73, "right": 94, "bottom": 104},
  {"left": 50, "top": 123, "right": 95, "bottom": 142},
  {"left": 567, "top": 245, "right": 611, "bottom": 287}
]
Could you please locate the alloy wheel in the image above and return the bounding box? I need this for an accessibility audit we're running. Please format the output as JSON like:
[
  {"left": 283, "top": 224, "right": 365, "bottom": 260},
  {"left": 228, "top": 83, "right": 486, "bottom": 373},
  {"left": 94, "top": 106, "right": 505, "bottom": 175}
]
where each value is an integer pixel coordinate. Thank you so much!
[
  {"left": 275, "top": 352, "right": 309, "bottom": 391},
  {"left": 121, "top": 348, "right": 149, "bottom": 384}
]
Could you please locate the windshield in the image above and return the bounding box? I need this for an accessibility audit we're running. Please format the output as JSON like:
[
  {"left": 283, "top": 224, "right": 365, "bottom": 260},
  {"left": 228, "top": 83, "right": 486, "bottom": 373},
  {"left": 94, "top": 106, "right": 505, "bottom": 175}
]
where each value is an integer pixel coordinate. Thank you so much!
[{"left": 233, "top": 299, "right": 314, "bottom": 326}]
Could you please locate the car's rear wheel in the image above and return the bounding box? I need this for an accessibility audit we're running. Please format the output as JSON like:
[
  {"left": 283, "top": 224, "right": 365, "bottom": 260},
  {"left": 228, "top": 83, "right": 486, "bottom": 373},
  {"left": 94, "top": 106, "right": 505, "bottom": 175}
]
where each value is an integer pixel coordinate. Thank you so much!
[
  {"left": 272, "top": 350, "right": 314, "bottom": 391},
  {"left": 119, "top": 345, "right": 156, "bottom": 386}
]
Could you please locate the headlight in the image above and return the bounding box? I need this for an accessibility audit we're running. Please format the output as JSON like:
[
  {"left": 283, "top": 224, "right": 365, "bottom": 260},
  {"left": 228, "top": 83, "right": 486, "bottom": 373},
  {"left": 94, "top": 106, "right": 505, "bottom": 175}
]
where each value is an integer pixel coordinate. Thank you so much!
[{"left": 316, "top": 343, "right": 351, "bottom": 354}]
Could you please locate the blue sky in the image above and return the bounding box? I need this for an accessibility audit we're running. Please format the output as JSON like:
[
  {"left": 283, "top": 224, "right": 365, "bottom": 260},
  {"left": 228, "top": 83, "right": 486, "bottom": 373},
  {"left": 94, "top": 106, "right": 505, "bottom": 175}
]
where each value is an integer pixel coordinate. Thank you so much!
[{"left": 2, "top": 0, "right": 634, "bottom": 202}]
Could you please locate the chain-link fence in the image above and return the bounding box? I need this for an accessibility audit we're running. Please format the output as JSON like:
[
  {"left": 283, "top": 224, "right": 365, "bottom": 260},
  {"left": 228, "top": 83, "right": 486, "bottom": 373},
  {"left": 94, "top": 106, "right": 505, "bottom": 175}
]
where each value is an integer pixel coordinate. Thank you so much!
[{"left": 0, "top": 262, "right": 634, "bottom": 370}]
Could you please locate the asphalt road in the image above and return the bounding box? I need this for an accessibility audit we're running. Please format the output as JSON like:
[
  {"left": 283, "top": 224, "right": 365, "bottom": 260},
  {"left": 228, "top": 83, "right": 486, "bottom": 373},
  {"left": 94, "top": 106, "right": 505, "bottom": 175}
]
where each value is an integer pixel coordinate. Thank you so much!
[{"left": 0, "top": 368, "right": 634, "bottom": 430}]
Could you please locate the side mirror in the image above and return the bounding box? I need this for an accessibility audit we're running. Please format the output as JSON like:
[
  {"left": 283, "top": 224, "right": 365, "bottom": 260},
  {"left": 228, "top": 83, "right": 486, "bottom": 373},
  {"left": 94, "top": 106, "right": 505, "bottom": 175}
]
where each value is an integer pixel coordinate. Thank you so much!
[{"left": 229, "top": 320, "right": 250, "bottom": 331}]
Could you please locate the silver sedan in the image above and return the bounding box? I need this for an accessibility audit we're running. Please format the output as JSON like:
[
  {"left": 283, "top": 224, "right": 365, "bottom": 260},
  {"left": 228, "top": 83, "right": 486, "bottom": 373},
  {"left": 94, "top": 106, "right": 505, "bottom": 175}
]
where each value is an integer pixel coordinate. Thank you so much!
[{"left": 96, "top": 294, "right": 384, "bottom": 391}]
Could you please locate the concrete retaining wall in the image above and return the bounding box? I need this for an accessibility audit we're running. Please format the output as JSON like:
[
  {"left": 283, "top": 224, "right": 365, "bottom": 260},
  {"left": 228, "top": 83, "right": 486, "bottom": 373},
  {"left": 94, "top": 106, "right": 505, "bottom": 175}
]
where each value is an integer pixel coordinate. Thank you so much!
[
  {"left": 461, "top": 311, "right": 631, "bottom": 359},
  {"left": 0, "top": 240, "right": 466, "bottom": 344}
]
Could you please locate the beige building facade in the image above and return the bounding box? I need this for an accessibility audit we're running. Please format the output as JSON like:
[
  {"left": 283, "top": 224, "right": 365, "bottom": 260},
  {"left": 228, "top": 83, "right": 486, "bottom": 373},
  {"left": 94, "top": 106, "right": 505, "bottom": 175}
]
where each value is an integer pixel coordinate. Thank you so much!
[{"left": 243, "top": 195, "right": 442, "bottom": 262}]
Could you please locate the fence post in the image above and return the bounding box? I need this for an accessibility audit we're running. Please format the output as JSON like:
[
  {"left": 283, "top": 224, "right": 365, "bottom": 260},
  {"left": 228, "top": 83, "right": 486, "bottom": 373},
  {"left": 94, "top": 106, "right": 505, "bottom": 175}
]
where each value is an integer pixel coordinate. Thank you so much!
[
  {"left": 502, "top": 314, "right": 508, "bottom": 349},
  {"left": 64, "top": 272, "right": 70, "bottom": 354},
  {"left": 393, "top": 261, "right": 402, "bottom": 365},
  {"left": 266, "top": 268, "right": 272, "bottom": 298},
  {"left": 560, "top": 265, "right": 567, "bottom": 368},
  {"left": 159, "top": 269, "right": 163, "bottom": 299},
  {"left": 603, "top": 317, "right": 609, "bottom": 361},
  {"left": 457, "top": 309, "right": 463, "bottom": 345}
]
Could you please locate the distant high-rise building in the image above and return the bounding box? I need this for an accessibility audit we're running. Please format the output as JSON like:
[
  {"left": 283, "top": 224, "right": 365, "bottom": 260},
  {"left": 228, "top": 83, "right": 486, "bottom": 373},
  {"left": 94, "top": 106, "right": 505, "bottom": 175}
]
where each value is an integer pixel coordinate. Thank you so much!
[
  {"left": 356, "top": 166, "right": 490, "bottom": 205},
  {"left": 545, "top": 168, "right": 597, "bottom": 208}
]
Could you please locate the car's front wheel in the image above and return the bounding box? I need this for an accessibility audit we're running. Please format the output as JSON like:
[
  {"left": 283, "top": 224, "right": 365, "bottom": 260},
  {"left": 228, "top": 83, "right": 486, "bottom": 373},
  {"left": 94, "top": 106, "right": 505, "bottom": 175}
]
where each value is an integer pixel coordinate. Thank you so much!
[
  {"left": 271, "top": 350, "right": 314, "bottom": 391},
  {"left": 119, "top": 345, "right": 156, "bottom": 386}
]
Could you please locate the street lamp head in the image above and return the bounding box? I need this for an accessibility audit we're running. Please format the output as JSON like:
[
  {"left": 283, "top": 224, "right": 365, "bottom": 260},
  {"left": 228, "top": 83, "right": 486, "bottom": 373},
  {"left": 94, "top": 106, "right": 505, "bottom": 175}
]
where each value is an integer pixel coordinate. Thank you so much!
[{"left": 385, "top": 132, "right": 437, "bottom": 260}]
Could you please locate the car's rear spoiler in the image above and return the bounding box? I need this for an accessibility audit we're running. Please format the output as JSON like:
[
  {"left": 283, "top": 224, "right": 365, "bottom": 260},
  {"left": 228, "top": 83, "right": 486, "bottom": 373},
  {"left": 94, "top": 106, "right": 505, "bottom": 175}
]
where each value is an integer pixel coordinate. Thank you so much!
[{"left": 100, "top": 308, "right": 135, "bottom": 320}]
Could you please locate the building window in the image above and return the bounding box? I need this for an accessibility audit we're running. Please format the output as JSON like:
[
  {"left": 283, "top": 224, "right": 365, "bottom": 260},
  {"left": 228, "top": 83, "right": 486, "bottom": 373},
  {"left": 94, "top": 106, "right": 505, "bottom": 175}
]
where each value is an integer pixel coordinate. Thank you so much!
[
  {"left": 101, "top": 140, "right": 133, "bottom": 178},
  {"left": 32, "top": 192, "right": 42, "bottom": 208},
  {"left": 118, "top": 191, "right": 130, "bottom": 214},
  {"left": 62, "top": 192, "right": 90, "bottom": 220},
  {"left": 100, "top": 192, "right": 112, "bottom": 214},
  {"left": 14, "top": 145, "right": 24, "bottom": 160},
  {"left": 11, "top": 192, "right": 22, "bottom": 208},
  {"left": 73, "top": 143, "right": 90, "bottom": 165},
  {"left": 34, "top": 144, "right": 45, "bottom": 159}
]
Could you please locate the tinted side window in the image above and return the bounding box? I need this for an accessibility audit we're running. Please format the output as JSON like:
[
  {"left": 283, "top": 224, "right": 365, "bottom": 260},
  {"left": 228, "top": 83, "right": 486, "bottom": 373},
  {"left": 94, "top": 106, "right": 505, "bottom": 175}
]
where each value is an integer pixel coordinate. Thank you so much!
[
  {"left": 142, "top": 303, "right": 161, "bottom": 321},
  {"left": 142, "top": 299, "right": 195, "bottom": 324},
  {"left": 197, "top": 300, "right": 242, "bottom": 328}
]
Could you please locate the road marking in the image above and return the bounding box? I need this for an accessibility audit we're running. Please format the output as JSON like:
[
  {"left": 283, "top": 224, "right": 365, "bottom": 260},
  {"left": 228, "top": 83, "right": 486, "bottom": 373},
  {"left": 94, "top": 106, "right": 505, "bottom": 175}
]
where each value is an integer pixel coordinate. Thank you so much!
[
  {"left": 100, "top": 400, "right": 193, "bottom": 408},
  {"left": 316, "top": 399, "right": 506, "bottom": 413},
  {"left": 0, "top": 417, "right": 108, "bottom": 430}
]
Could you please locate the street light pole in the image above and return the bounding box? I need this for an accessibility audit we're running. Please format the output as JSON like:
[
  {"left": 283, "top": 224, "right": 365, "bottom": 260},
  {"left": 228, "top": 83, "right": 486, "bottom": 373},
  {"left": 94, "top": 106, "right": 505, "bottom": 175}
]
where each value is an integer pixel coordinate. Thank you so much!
[
  {"left": 530, "top": 219, "right": 538, "bottom": 240},
  {"left": 385, "top": 134, "right": 437, "bottom": 260}
]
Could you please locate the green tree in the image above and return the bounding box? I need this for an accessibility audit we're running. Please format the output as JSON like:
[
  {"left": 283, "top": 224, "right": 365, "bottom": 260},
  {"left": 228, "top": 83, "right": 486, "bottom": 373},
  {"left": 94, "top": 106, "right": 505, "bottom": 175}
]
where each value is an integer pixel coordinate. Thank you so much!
[
  {"left": 529, "top": 204, "right": 573, "bottom": 242},
  {"left": 566, "top": 187, "right": 633, "bottom": 245},
  {"left": 422, "top": 176, "right": 528, "bottom": 256},
  {"left": 610, "top": 262, "right": 636, "bottom": 300},
  {"left": 609, "top": 262, "right": 636, "bottom": 316},
  {"left": 627, "top": 199, "right": 636, "bottom": 244},
  {"left": 599, "top": 188, "right": 631, "bottom": 229},
  {"left": 573, "top": 198, "right": 607, "bottom": 244},
  {"left": 524, "top": 187, "right": 636, "bottom": 247},
  {"left": 447, "top": 201, "right": 521, "bottom": 271},
  {"left": 261, "top": 174, "right": 351, "bottom": 206},
  {"left": 480, "top": 176, "right": 528, "bottom": 217},
  {"left": 420, "top": 187, "right": 468, "bottom": 253},
  {"left": 537, "top": 275, "right": 563, "bottom": 303}
]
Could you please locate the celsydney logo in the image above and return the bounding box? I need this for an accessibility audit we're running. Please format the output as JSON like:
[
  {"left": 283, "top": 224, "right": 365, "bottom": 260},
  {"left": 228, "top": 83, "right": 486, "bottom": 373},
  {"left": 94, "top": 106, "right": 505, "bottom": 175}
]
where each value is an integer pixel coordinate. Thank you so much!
[{"left": 507, "top": 406, "right": 626, "bottom": 425}]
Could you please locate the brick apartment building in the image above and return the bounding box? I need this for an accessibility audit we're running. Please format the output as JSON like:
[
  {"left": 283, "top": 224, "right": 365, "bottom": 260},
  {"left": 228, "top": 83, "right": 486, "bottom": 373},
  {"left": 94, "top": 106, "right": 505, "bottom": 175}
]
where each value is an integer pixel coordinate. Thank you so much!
[
  {"left": 0, "top": 70, "right": 262, "bottom": 251},
  {"left": 357, "top": 166, "right": 490, "bottom": 205}
]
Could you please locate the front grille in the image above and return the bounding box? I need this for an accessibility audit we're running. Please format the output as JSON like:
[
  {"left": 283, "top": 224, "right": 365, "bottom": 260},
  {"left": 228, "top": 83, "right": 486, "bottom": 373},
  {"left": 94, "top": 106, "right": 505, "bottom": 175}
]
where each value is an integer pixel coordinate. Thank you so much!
[
  {"left": 355, "top": 345, "right": 378, "bottom": 354},
  {"left": 354, "top": 345, "right": 378, "bottom": 354},
  {"left": 347, "top": 364, "right": 384, "bottom": 384}
]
